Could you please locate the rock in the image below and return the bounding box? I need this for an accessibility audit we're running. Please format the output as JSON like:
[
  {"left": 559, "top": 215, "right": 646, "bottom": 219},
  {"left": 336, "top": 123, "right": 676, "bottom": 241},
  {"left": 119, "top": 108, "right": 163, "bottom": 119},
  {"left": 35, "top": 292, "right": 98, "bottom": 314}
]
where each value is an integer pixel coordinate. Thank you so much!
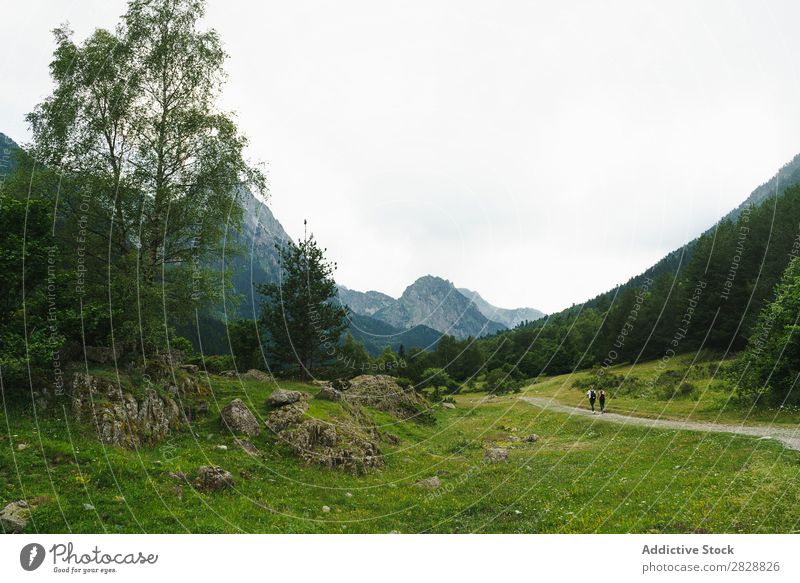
[
  {"left": 194, "top": 466, "right": 235, "bottom": 492},
  {"left": 322, "top": 505, "right": 331, "bottom": 513},
  {"left": 315, "top": 384, "right": 343, "bottom": 401},
  {"left": 389, "top": 530, "right": 401, "bottom": 534},
  {"left": 142, "top": 351, "right": 185, "bottom": 379},
  {"left": 234, "top": 439, "right": 260, "bottom": 456},
  {"left": 265, "top": 401, "right": 309, "bottom": 433},
  {"left": 0, "top": 500, "right": 30, "bottom": 533},
  {"left": 265, "top": 397, "right": 384, "bottom": 474},
  {"left": 214, "top": 445, "right": 228, "bottom": 451},
  {"left": 84, "top": 346, "right": 119, "bottom": 364},
  {"left": 16, "top": 443, "right": 30, "bottom": 451},
  {"left": 485, "top": 447, "right": 509, "bottom": 463},
  {"left": 71, "top": 373, "right": 183, "bottom": 448},
  {"left": 220, "top": 399, "right": 261, "bottom": 437},
  {"left": 414, "top": 476, "right": 442, "bottom": 489},
  {"left": 219, "top": 370, "right": 237, "bottom": 378},
  {"left": 169, "top": 471, "right": 188, "bottom": 482},
  {"left": 345, "top": 492, "right": 353, "bottom": 498},
  {"left": 83, "top": 503, "right": 95, "bottom": 511},
  {"left": 441, "top": 402, "right": 456, "bottom": 409},
  {"left": 337, "top": 375, "right": 432, "bottom": 421},
  {"left": 243, "top": 369, "right": 271, "bottom": 382},
  {"left": 284, "top": 418, "right": 383, "bottom": 473},
  {"left": 267, "top": 388, "right": 305, "bottom": 407},
  {"left": 523, "top": 434, "right": 539, "bottom": 443},
  {"left": 179, "top": 364, "right": 199, "bottom": 374}
]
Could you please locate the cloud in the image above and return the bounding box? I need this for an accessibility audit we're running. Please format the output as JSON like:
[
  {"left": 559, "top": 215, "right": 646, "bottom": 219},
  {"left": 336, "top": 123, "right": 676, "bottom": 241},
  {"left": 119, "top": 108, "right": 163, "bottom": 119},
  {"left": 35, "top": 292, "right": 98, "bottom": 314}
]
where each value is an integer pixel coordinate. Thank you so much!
[{"left": 4, "top": 0, "right": 800, "bottom": 312}]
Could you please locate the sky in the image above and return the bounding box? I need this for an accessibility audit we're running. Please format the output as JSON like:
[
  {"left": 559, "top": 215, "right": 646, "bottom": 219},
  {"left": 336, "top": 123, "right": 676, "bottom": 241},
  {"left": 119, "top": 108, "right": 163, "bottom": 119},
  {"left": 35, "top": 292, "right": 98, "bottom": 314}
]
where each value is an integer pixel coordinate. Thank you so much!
[{"left": 3, "top": 1, "right": 800, "bottom": 313}]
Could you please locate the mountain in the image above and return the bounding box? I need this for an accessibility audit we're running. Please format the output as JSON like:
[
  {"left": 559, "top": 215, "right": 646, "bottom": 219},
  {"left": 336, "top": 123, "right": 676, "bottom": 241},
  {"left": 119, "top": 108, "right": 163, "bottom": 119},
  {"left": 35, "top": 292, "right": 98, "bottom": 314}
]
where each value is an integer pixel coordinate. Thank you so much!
[
  {"left": 225, "top": 189, "right": 292, "bottom": 317},
  {"left": 372, "top": 275, "right": 506, "bottom": 340},
  {"left": 576, "top": 151, "right": 800, "bottom": 313},
  {"left": 722, "top": 153, "right": 800, "bottom": 224},
  {"left": 346, "top": 312, "right": 442, "bottom": 355},
  {"left": 0, "top": 132, "right": 19, "bottom": 179},
  {"left": 337, "top": 286, "right": 395, "bottom": 316},
  {"left": 457, "top": 287, "right": 544, "bottom": 328}
]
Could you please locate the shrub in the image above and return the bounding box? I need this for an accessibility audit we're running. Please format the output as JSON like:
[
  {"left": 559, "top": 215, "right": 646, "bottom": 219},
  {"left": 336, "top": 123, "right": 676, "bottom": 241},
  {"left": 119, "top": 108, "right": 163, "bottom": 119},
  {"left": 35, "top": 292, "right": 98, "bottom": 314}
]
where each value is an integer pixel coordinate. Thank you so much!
[
  {"left": 484, "top": 368, "right": 523, "bottom": 395},
  {"left": 189, "top": 354, "right": 235, "bottom": 373}
]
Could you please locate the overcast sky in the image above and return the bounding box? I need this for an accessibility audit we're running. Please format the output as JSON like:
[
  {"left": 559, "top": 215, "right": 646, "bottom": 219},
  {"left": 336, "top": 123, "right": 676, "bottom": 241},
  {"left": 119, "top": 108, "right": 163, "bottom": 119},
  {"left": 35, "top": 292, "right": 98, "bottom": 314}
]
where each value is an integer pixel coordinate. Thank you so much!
[{"left": 3, "top": 1, "right": 800, "bottom": 313}]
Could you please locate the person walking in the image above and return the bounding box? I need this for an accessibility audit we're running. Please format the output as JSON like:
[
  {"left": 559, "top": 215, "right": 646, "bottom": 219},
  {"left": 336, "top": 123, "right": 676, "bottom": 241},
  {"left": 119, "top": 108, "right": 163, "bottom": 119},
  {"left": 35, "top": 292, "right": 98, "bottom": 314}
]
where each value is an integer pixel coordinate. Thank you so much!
[
  {"left": 599, "top": 389, "right": 606, "bottom": 413},
  {"left": 586, "top": 387, "right": 597, "bottom": 413}
]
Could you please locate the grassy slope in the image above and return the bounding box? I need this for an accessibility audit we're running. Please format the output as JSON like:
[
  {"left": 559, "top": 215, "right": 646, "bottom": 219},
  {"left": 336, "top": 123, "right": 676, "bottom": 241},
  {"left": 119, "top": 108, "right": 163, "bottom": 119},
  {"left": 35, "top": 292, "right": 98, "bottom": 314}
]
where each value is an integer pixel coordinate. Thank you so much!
[
  {"left": 2, "top": 368, "right": 800, "bottom": 533},
  {"left": 521, "top": 352, "right": 800, "bottom": 426}
]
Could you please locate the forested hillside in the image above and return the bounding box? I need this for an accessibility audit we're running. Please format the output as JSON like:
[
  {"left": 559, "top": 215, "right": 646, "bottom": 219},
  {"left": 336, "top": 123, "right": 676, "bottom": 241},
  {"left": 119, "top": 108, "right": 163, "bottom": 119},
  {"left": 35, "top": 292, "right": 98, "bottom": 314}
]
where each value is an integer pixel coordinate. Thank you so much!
[{"left": 477, "top": 181, "right": 800, "bottom": 377}]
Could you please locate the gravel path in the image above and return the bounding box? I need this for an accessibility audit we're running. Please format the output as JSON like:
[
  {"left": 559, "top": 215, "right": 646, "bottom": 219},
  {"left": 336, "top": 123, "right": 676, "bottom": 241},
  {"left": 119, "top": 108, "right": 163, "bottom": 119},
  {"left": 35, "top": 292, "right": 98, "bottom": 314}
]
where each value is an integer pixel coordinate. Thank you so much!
[{"left": 519, "top": 396, "right": 800, "bottom": 451}]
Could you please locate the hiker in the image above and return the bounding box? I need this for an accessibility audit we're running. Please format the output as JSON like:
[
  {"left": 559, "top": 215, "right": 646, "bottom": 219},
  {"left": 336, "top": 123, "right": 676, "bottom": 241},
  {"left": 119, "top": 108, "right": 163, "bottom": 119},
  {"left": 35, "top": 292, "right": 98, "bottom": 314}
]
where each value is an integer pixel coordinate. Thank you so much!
[
  {"left": 586, "top": 387, "right": 597, "bottom": 413},
  {"left": 599, "top": 389, "right": 606, "bottom": 413}
]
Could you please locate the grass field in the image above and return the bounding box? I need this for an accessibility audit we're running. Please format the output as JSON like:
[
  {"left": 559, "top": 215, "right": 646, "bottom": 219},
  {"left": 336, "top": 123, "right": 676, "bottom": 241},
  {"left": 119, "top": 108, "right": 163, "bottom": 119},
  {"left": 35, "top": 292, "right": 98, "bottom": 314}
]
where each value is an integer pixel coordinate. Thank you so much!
[
  {"left": 3, "top": 365, "right": 800, "bottom": 533},
  {"left": 522, "top": 352, "right": 800, "bottom": 427}
]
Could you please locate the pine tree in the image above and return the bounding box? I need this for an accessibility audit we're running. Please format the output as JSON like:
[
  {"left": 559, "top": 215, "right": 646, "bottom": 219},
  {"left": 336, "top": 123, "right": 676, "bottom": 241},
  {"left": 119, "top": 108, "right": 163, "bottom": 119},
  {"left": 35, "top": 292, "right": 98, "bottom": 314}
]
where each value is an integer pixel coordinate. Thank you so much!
[{"left": 257, "top": 226, "right": 348, "bottom": 378}]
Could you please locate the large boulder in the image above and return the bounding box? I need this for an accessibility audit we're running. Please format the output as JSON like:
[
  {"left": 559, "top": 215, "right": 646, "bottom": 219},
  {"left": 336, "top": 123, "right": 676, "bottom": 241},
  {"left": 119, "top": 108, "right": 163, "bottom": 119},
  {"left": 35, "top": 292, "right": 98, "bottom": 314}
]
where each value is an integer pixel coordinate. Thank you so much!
[
  {"left": 265, "top": 401, "right": 309, "bottom": 433},
  {"left": 0, "top": 500, "right": 30, "bottom": 533},
  {"left": 194, "top": 466, "right": 235, "bottom": 492},
  {"left": 315, "top": 384, "right": 343, "bottom": 401},
  {"left": 220, "top": 399, "right": 260, "bottom": 437},
  {"left": 71, "top": 373, "right": 183, "bottom": 448},
  {"left": 243, "top": 369, "right": 271, "bottom": 382},
  {"left": 266, "top": 400, "right": 384, "bottom": 474},
  {"left": 267, "top": 388, "right": 305, "bottom": 407},
  {"left": 280, "top": 418, "right": 383, "bottom": 475},
  {"left": 339, "top": 375, "right": 431, "bottom": 421}
]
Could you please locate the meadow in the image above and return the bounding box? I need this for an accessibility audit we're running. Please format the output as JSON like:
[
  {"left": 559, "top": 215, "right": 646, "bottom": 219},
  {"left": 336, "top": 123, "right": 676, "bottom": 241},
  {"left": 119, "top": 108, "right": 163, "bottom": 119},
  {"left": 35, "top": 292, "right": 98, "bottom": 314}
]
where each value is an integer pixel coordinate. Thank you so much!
[{"left": 3, "top": 360, "right": 800, "bottom": 534}]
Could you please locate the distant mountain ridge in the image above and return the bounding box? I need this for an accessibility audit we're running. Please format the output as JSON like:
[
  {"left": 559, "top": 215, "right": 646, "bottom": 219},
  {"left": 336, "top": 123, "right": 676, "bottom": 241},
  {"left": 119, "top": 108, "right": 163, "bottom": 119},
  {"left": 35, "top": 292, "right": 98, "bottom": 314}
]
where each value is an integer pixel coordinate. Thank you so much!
[
  {"left": 337, "top": 286, "right": 395, "bottom": 316},
  {"left": 225, "top": 188, "right": 292, "bottom": 317},
  {"left": 346, "top": 312, "right": 442, "bottom": 355},
  {"left": 338, "top": 276, "right": 533, "bottom": 340},
  {"left": 457, "top": 287, "right": 544, "bottom": 328},
  {"left": 0, "top": 132, "right": 19, "bottom": 180},
  {"left": 1, "top": 129, "right": 541, "bottom": 352}
]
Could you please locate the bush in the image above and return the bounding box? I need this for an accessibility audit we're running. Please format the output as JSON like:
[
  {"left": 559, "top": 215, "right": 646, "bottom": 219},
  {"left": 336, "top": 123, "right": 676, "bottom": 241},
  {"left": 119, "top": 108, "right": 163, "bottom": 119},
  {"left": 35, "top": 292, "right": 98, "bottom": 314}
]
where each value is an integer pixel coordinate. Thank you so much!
[
  {"left": 421, "top": 368, "right": 458, "bottom": 394},
  {"left": 393, "top": 377, "right": 414, "bottom": 390},
  {"left": 189, "top": 354, "right": 235, "bottom": 373},
  {"left": 657, "top": 381, "right": 698, "bottom": 400},
  {"left": 484, "top": 368, "right": 523, "bottom": 395}
]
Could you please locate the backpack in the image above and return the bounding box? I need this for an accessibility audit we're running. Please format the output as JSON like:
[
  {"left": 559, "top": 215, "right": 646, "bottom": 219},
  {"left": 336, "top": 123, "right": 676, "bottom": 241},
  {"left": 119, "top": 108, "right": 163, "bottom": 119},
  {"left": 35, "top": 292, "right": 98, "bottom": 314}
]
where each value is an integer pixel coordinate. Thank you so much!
[{"left": 587, "top": 389, "right": 596, "bottom": 399}]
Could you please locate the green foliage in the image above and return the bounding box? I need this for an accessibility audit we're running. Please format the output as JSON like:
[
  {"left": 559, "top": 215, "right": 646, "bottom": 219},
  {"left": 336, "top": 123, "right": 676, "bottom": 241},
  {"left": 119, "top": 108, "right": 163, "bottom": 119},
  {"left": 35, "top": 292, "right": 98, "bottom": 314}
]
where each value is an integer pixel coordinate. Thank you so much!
[
  {"left": 0, "top": 187, "right": 63, "bottom": 389},
  {"left": 733, "top": 257, "right": 800, "bottom": 406},
  {"left": 24, "top": 0, "right": 264, "bottom": 355},
  {"left": 480, "top": 184, "right": 800, "bottom": 381},
  {"left": 421, "top": 367, "right": 456, "bottom": 391},
  {"left": 227, "top": 319, "right": 263, "bottom": 371},
  {"left": 187, "top": 353, "right": 234, "bottom": 373},
  {"left": 257, "top": 233, "right": 348, "bottom": 378},
  {"left": 484, "top": 367, "right": 523, "bottom": 395}
]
